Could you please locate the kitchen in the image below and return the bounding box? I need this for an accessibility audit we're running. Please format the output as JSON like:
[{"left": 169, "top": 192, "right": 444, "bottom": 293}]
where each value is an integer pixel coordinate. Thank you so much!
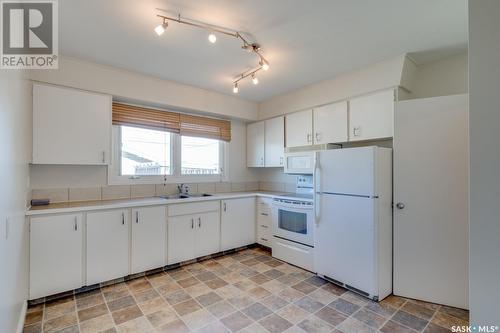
[{"left": 0, "top": 1, "right": 498, "bottom": 333}]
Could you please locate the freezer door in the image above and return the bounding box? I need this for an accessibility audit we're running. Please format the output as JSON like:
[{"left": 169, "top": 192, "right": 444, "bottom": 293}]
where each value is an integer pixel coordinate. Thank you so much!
[
  {"left": 317, "top": 147, "right": 376, "bottom": 197},
  {"left": 315, "top": 194, "right": 377, "bottom": 296}
]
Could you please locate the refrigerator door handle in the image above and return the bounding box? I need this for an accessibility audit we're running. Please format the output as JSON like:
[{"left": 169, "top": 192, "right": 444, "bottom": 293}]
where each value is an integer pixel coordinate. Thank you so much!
[{"left": 314, "top": 152, "right": 321, "bottom": 225}]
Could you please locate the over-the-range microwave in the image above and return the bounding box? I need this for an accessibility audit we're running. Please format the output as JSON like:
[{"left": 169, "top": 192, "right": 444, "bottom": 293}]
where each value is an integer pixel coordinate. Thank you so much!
[{"left": 283, "top": 151, "right": 316, "bottom": 174}]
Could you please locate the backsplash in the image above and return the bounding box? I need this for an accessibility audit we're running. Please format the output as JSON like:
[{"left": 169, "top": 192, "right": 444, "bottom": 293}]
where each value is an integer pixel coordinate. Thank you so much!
[{"left": 30, "top": 181, "right": 295, "bottom": 204}]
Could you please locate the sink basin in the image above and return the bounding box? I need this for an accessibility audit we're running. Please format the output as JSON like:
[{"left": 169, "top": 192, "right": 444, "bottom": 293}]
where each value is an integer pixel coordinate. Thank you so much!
[{"left": 160, "top": 193, "right": 212, "bottom": 199}]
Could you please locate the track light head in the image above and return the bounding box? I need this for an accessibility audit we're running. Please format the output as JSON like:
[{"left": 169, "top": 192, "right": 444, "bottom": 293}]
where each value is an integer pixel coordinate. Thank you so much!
[
  {"left": 252, "top": 74, "right": 259, "bottom": 85},
  {"left": 260, "top": 59, "right": 269, "bottom": 71},
  {"left": 233, "top": 83, "right": 239, "bottom": 93},
  {"left": 208, "top": 33, "right": 217, "bottom": 43},
  {"left": 155, "top": 20, "right": 168, "bottom": 36}
]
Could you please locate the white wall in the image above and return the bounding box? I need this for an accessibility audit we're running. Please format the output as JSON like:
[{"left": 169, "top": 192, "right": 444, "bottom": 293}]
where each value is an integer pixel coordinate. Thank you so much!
[
  {"left": 30, "top": 119, "right": 258, "bottom": 188},
  {"left": 410, "top": 52, "right": 468, "bottom": 99},
  {"left": 258, "top": 55, "right": 414, "bottom": 119},
  {"left": 0, "top": 71, "right": 31, "bottom": 332},
  {"left": 30, "top": 56, "right": 258, "bottom": 121},
  {"left": 468, "top": 0, "right": 500, "bottom": 326}
]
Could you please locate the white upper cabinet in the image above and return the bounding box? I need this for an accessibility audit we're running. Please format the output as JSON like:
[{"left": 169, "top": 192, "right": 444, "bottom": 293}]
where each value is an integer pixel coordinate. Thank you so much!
[
  {"left": 247, "top": 121, "right": 265, "bottom": 167},
  {"left": 286, "top": 110, "right": 313, "bottom": 148},
  {"left": 313, "top": 101, "right": 348, "bottom": 144},
  {"left": 349, "top": 89, "right": 395, "bottom": 141},
  {"left": 87, "top": 209, "right": 129, "bottom": 285},
  {"left": 264, "top": 116, "right": 285, "bottom": 167},
  {"left": 131, "top": 206, "right": 166, "bottom": 274},
  {"left": 30, "top": 213, "right": 83, "bottom": 299},
  {"left": 33, "top": 83, "right": 111, "bottom": 165}
]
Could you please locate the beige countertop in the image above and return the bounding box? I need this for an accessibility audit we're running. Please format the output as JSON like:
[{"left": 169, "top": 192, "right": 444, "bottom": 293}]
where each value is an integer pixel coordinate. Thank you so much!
[{"left": 26, "top": 191, "right": 312, "bottom": 216}]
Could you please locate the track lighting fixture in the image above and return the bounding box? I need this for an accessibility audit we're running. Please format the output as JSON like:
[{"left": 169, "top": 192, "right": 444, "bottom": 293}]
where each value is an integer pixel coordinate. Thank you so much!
[
  {"left": 252, "top": 74, "right": 259, "bottom": 85},
  {"left": 208, "top": 33, "right": 217, "bottom": 43},
  {"left": 154, "top": 19, "right": 168, "bottom": 36},
  {"left": 155, "top": 9, "right": 270, "bottom": 93}
]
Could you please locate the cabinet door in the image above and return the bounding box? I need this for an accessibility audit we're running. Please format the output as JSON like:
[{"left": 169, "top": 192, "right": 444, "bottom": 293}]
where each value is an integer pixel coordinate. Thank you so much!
[
  {"left": 132, "top": 206, "right": 166, "bottom": 273},
  {"left": 221, "top": 198, "right": 256, "bottom": 251},
  {"left": 33, "top": 83, "right": 111, "bottom": 165},
  {"left": 247, "top": 121, "right": 265, "bottom": 167},
  {"left": 265, "top": 116, "right": 285, "bottom": 167},
  {"left": 313, "top": 101, "right": 348, "bottom": 144},
  {"left": 285, "top": 110, "right": 313, "bottom": 148},
  {"left": 30, "top": 214, "right": 83, "bottom": 299},
  {"left": 349, "top": 90, "right": 394, "bottom": 141},
  {"left": 87, "top": 210, "right": 129, "bottom": 285},
  {"left": 195, "top": 211, "right": 220, "bottom": 257},
  {"left": 167, "top": 215, "right": 196, "bottom": 264}
]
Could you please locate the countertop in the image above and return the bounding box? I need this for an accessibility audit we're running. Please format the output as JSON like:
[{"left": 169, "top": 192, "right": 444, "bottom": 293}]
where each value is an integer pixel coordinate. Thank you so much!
[{"left": 26, "top": 191, "right": 313, "bottom": 216}]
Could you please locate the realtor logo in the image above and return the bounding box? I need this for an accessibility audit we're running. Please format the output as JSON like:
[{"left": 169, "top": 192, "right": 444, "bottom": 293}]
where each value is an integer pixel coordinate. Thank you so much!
[{"left": 1, "top": 0, "right": 58, "bottom": 69}]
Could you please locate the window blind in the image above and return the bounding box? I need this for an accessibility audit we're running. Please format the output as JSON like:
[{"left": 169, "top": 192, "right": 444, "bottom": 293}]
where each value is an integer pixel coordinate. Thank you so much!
[{"left": 112, "top": 103, "right": 231, "bottom": 141}]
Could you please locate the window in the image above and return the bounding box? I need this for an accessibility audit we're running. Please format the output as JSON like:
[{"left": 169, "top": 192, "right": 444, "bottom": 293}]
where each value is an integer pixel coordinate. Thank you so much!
[
  {"left": 110, "top": 125, "right": 226, "bottom": 184},
  {"left": 181, "top": 136, "right": 220, "bottom": 175},
  {"left": 120, "top": 126, "right": 171, "bottom": 176}
]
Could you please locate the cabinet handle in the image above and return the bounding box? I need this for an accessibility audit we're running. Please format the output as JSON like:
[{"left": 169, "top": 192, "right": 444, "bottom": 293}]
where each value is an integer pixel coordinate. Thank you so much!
[
  {"left": 135, "top": 211, "right": 139, "bottom": 224},
  {"left": 74, "top": 217, "right": 78, "bottom": 231},
  {"left": 261, "top": 224, "right": 268, "bottom": 228},
  {"left": 260, "top": 213, "right": 268, "bottom": 216},
  {"left": 261, "top": 238, "right": 268, "bottom": 242},
  {"left": 223, "top": 203, "right": 227, "bottom": 212},
  {"left": 191, "top": 218, "right": 194, "bottom": 229},
  {"left": 261, "top": 157, "right": 264, "bottom": 166},
  {"left": 280, "top": 156, "right": 283, "bottom": 166},
  {"left": 315, "top": 133, "right": 320, "bottom": 142},
  {"left": 122, "top": 212, "right": 125, "bottom": 225},
  {"left": 198, "top": 217, "right": 201, "bottom": 228},
  {"left": 353, "top": 126, "right": 361, "bottom": 137},
  {"left": 307, "top": 133, "right": 312, "bottom": 142},
  {"left": 102, "top": 151, "right": 106, "bottom": 163}
]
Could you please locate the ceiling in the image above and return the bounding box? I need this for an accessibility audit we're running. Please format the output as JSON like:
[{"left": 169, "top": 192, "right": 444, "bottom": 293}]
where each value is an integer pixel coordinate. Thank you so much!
[{"left": 59, "top": 0, "right": 467, "bottom": 102}]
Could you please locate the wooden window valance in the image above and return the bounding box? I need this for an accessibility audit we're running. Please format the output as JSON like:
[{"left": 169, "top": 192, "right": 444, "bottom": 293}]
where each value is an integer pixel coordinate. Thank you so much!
[{"left": 112, "top": 102, "right": 231, "bottom": 142}]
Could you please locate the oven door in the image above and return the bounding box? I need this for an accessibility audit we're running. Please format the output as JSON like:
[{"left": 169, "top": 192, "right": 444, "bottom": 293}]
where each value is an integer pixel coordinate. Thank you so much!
[{"left": 272, "top": 202, "right": 314, "bottom": 246}]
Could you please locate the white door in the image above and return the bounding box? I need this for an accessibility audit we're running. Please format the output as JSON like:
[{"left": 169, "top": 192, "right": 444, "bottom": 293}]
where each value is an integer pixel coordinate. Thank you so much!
[
  {"left": 394, "top": 94, "right": 468, "bottom": 309},
  {"left": 30, "top": 214, "right": 83, "bottom": 299},
  {"left": 317, "top": 147, "right": 376, "bottom": 196},
  {"left": 349, "top": 89, "right": 394, "bottom": 141},
  {"left": 221, "top": 198, "right": 256, "bottom": 251},
  {"left": 313, "top": 101, "right": 348, "bottom": 144},
  {"left": 265, "top": 116, "right": 285, "bottom": 167},
  {"left": 33, "top": 83, "right": 111, "bottom": 165},
  {"left": 87, "top": 210, "right": 129, "bottom": 284},
  {"left": 131, "top": 206, "right": 166, "bottom": 273},
  {"left": 167, "top": 215, "right": 195, "bottom": 264},
  {"left": 195, "top": 211, "right": 220, "bottom": 257},
  {"left": 247, "top": 121, "right": 265, "bottom": 167},
  {"left": 315, "top": 195, "right": 377, "bottom": 296},
  {"left": 286, "top": 110, "right": 313, "bottom": 147}
]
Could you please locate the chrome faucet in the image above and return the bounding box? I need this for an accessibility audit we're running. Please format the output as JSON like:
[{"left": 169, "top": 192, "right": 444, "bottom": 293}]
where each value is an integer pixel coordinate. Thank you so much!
[{"left": 178, "top": 183, "right": 189, "bottom": 195}]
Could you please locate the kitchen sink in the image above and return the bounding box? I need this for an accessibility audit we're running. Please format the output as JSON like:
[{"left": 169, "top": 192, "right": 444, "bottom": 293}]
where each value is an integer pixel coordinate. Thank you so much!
[{"left": 159, "top": 193, "right": 213, "bottom": 199}]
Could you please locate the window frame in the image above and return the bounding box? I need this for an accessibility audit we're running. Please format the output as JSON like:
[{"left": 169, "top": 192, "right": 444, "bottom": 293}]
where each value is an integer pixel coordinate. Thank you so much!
[{"left": 108, "top": 125, "right": 228, "bottom": 185}]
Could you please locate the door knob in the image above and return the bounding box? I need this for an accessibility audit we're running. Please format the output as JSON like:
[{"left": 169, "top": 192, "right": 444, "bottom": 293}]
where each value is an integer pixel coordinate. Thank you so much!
[{"left": 396, "top": 202, "right": 405, "bottom": 210}]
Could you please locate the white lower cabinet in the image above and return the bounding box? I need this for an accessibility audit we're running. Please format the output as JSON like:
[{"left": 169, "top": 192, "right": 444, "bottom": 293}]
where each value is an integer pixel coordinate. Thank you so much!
[
  {"left": 30, "top": 213, "right": 83, "bottom": 299},
  {"left": 167, "top": 202, "right": 220, "bottom": 265},
  {"left": 221, "top": 197, "right": 256, "bottom": 251},
  {"left": 131, "top": 206, "right": 166, "bottom": 274},
  {"left": 87, "top": 210, "right": 129, "bottom": 285},
  {"left": 257, "top": 197, "right": 273, "bottom": 247}
]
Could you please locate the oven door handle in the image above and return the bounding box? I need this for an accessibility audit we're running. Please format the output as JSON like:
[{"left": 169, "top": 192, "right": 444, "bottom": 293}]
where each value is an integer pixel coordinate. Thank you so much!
[{"left": 314, "top": 152, "right": 321, "bottom": 225}]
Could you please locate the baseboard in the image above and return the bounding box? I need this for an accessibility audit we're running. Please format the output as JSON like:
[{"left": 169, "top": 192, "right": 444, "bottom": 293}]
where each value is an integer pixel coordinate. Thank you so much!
[{"left": 16, "top": 300, "right": 27, "bottom": 333}]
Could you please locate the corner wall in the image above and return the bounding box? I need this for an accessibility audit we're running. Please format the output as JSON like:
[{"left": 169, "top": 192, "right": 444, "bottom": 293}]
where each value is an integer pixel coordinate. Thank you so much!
[
  {"left": 0, "top": 71, "right": 31, "bottom": 332},
  {"left": 468, "top": 0, "right": 500, "bottom": 326}
]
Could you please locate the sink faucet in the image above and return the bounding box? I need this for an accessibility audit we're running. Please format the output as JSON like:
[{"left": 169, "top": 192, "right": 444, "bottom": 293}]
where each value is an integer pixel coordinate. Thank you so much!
[{"left": 178, "top": 183, "right": 189, "bottom": 195}]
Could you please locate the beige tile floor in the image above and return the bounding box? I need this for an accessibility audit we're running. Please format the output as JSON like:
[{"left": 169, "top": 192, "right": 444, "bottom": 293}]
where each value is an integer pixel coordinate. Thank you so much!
[{"left": 24, "top": 247, "right": 469, "bottom": 333}]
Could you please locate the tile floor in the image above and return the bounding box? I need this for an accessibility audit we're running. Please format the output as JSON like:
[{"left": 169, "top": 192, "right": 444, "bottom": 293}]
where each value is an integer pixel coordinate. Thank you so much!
[{"left": 24, "top": 247, "right": 469, "bottom": 333}]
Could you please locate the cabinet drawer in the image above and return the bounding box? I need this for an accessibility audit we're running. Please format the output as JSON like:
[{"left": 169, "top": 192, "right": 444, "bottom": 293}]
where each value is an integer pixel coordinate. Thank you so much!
[
  {"left": 168, "top": 201, "right": 219, "bottom": 216},
  {"left": 257, "top": 224, "right": 271, "bottom": 239},
  {"left": 257, "top": 235, "right": 272, "bottom": 247}
]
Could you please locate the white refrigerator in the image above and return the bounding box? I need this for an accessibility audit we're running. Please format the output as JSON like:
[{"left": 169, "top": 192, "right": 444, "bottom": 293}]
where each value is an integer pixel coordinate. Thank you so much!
[{"left": 314, "top": 146, "right": 393, "bottom": 301}]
